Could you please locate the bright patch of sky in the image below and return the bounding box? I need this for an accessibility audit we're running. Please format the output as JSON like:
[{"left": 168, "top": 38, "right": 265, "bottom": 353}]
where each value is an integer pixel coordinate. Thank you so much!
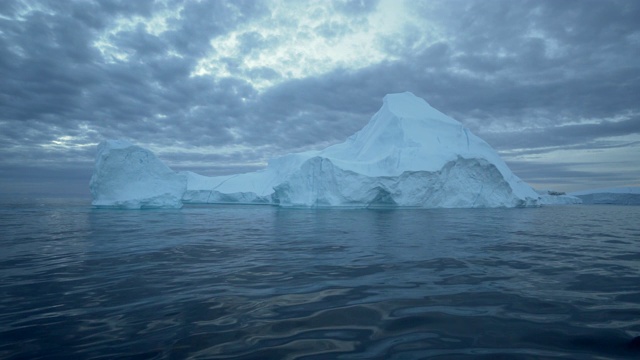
[
  {"left": 192, "top": 0, "right": 438, "bottom": 90},
  {"left": 93, "top": 5, "right": 182, "bottom": 63},
  {"left": 88, "top": 0, "right": 441, "bottom": 89}
]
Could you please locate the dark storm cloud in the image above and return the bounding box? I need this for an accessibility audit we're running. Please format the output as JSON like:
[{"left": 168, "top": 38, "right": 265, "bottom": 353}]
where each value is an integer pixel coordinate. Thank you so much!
[
  {"left": 247, "top": 0, "right": 640, "bottom": 157},
  {"left": 409, "top": 0, "right": 640, "bottom": 125},
  {"left": 0, "top": 0, "right": 272, "bottom": 196},
  {"left": 1, "top": 0, "right": 639, "bottom": 197},
  {"left": 480, "top": 116, "right": 640, "bottom": 152},
  {"left": 0, "top": 0, "right": 265, "bottom": 149},
  {"left": 0, "top": 0, "right": 22, "bottom": 17},
  {"left": 225, "top": 68, "right": 392, "bottom": 154},
  {"left": 160, "top": 149, "right": 268, "bottom": 177},
  {"left": 506, "top": 160, "right": 639, "bottom": 191},
  {"left": 163, "top": 0, "right": 269, "bottom": 58},
  {"left": 508, "top": 162, "right": 609, "bottom": 185}
]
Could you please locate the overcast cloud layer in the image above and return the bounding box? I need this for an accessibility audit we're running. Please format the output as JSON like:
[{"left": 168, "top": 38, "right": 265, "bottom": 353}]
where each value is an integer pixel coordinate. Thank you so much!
[{"left": 1, "top": 0, "right": 639, "bottom": 197}]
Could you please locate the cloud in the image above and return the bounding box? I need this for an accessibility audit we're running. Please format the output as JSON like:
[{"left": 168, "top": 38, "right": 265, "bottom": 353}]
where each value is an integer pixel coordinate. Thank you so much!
[
  {"left": 478, "top": 115, "right": 640, "bottom": 152},
  {"left": 506, "top": 159, "right": 640, "bottom": 192},
  {"left": 1, "top": 0, "right": 639, "bottom": 198},
  {"left": 1, "top": 1, "right": 264, "bottom": 148}
]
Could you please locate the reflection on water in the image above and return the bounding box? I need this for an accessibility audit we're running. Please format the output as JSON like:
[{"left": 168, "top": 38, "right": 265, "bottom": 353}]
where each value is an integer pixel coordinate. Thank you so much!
[{"left": 1, "top": 201, "right": 639, "bottom": 359}]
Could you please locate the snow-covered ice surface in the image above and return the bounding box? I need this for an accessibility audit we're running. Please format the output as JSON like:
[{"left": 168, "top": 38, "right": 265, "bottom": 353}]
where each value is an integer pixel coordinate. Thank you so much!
[
  {"left": 91, "top": 92, "right": 543, "bottom": 209},
  {"left": 570, "top": 187, "right": 640, "bottom": 205}
]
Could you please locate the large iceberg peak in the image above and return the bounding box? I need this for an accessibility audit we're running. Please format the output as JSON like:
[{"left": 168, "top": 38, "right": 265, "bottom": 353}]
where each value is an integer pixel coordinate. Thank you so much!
[
  {"left": 381, "top": 91, "right": 458, "bottom": 126},
  {"left": 322, "top": 91, "right": 496, "bottom": 177}
]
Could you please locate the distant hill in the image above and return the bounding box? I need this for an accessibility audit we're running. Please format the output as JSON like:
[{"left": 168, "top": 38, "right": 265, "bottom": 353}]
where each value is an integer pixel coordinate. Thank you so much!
[{"left": 570, "top": 187, "right": 640, "bottom": 205}]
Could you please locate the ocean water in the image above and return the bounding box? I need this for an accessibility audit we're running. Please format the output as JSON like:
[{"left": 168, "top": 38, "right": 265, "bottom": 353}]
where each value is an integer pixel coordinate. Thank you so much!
[{"left": 1, "top": 199, "right": 639, "bottom": 359}]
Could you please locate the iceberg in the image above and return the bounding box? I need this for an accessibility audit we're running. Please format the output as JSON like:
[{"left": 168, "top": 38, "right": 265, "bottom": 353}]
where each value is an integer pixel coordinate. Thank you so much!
[
  {"left": 570, "top": 187, "right": 640, "bottom": 205},
  {"left": 90, "top": 140, "right": 187, "bottom": 209},
  {"left": 90, "top": 92, "right": 542, "bottom": 208},
  {"left": 535, "top": 190, "right": 582, "bottom": 205}
]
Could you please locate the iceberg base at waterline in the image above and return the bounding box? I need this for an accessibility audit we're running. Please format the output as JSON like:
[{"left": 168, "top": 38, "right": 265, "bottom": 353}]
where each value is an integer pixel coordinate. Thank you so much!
[
  {"left": 271, "top": 156, "right": 536, "bottom": 208},
  {"left": 90, "top": 92, "right": 545, "bottom": 209},
  {"left": 535, "top": 190, "right": 582, "bottom": 205}
]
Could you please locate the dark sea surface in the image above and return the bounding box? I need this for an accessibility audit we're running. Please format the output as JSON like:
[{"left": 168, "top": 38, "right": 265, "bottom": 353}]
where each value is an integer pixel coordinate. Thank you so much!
[{"left": 1, "top": 199, "right": 639, "bottom": 359}]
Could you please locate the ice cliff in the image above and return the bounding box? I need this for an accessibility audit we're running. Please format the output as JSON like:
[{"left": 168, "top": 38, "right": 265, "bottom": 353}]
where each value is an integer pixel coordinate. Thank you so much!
[{"left": 90, "top": 92, "right": 543, "bottom": 209}]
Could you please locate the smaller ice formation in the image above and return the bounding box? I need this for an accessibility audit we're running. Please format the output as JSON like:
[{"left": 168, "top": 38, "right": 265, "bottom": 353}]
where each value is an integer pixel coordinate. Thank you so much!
[
  {"left": 535, "top": 190, "right": 582, "bottom": 205},
  {"left": 90, "top": 92, "right": 546, "bottom": 209},
  {"left": 90, "top": 140, "right": 187, "bottom": 209},
  {"left": 570, "top": 187, "right": 640, "bottom": 205}
]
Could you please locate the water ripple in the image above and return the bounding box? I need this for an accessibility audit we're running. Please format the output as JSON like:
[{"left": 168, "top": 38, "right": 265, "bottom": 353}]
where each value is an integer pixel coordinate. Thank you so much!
[{"left": 1, "top": 203, "right": 639, "bottom": 359}]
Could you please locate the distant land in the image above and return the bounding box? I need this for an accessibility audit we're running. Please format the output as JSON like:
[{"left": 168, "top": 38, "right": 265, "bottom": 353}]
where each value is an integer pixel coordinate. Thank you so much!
[{"left": 570, "top": 187, "right": 640, "bottom": 205}]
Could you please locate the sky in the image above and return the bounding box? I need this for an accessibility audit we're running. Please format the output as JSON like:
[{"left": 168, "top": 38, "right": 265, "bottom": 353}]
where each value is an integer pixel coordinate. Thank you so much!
[{"left": 1, "top": 0, "right": 639, "bottom": 198}]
